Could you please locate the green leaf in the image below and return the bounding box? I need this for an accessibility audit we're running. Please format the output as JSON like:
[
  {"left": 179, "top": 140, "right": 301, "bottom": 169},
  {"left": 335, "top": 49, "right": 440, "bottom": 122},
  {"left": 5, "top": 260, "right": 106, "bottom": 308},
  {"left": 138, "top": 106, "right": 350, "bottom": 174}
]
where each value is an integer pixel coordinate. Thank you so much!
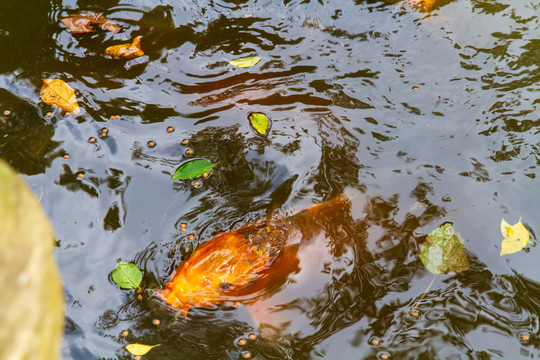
[
  {"left": 500, "top": 217, "right": 530, "bottom": 256},
  {"left": 225, "top": 56, "right": 261, "bottom": 68},
  {"left": 419, "top": 223, "right": 469, "bottom": 275},
  {"left": 126, "top": 343, "right": 160, "bottom": 356},
  {"left": 248, "top": 112, "right": 271, "bottom": 136},
  {"left": 172, "top": 159, "right": 215, "bottom": 180},
  {"left": 111, "top": 262, "right": 142, "bottom": 289}
]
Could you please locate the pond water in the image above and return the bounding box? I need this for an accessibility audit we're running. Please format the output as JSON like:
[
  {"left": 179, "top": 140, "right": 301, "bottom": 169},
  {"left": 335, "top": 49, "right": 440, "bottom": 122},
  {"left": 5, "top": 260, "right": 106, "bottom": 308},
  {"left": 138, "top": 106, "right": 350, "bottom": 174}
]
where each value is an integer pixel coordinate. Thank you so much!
[{"left": 1, "top": 0, "right": 539, "bottom": 358}]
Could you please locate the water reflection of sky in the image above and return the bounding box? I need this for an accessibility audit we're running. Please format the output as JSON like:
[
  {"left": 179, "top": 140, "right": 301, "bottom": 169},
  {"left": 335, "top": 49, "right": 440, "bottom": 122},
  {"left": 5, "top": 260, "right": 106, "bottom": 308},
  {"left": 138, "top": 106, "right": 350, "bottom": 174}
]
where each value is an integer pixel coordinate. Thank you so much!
[{"left": 0, "top": 0, "right": 538, "bottom": 358}]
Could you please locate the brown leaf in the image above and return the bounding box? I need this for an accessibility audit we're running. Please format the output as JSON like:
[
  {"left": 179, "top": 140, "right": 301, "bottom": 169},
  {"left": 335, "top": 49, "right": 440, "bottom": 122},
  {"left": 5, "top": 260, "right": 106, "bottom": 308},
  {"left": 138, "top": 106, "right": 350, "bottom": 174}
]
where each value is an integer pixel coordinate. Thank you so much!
[
  {"left": 105, "top": 36, "right": 144, "bottom": 59},
  {"left": 40, "top": 79, "right": 80, "bottom": 114},
  {"left": 61, "top": 13, "right": 122, "bottom": 34}
]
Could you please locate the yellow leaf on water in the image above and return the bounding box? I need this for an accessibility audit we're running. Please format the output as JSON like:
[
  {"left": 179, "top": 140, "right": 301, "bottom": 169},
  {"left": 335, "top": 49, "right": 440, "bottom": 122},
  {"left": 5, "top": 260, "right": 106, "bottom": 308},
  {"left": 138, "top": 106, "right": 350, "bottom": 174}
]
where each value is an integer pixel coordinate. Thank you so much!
[
  {"left": 40, "top": 79, "right": 80, "bottom": 114},
  {"left": 225, "top": 56, "right": 261, "bottom": 68},
  {"left": 105, "top": 36, "right": 144, "bottom": 59},
  {"left": 126, "top": 343, "right": 160, "bottom": 356},
  {"left": 500, "top": 217, "right": 530, "bottom": 256}
]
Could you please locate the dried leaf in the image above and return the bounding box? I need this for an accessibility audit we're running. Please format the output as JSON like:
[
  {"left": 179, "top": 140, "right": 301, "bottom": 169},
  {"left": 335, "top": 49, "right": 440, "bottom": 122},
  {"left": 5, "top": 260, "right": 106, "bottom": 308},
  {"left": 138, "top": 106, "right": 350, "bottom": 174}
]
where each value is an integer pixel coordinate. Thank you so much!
[
  {"left": 126, "top": 343, "right": 160, "bottom": 356},
  {"left": 248, "top": 112, "right": 271, "bottom": 136},
  {"left": 105, "top": 36, "right": 144, "bottom": 59},
  {"left": 172, "top": 159, "right": 215, "bottom": 180},
  {"left": 225, "top": 56, "right": 261, "bottom": 68},
  {"left": 111, "top": 262, "right": 142, "bottom": 289},
  {"left": 419, "top": 223, "right": 469, "bottom": 275},
  {"left": 40, "top": 79, "right": 80, "bottom": 114},
  {"left": 500, "top": 218, "right": 530, "bottom": 256},
  {"left": 61, "top": 13, "right": 122, "bottom": 34}
]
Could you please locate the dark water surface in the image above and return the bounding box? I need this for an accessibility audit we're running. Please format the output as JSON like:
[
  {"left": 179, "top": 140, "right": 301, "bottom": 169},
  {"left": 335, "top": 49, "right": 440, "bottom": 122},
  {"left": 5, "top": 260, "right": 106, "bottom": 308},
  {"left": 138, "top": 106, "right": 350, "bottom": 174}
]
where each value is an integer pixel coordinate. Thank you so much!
[{"left": 1, "top": 0, "right": 539, "bottom": 359}]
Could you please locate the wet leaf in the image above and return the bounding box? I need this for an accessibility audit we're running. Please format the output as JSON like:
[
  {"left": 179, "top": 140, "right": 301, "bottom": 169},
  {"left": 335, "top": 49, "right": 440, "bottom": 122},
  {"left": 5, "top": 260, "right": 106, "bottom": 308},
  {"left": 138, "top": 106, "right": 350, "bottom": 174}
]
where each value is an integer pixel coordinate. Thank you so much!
[
  {"left": 248, "top": 112, "right": 271, "bottom": 136},
  {"left": 61, "top": 13, "right": 122, "bottom": 34},
  {"left": 500, "top": 217, "right": 529, "bottom": 256},
  {"left": 40, "top": 79, "right": 80, "bottom": 114},
  {"left": 225, "top": 56, "right": 261, "bottom": 68},
  {"left": 105, "top": 36, "right": 144, "bottom": 59},
  {"left": 173, "top": 159, "right": 215, "bottom": 180},
  {"left": 126, "top": 343, "right": 160, "bottom": 356},
  {"left": 111, "top": 262, "right": 142, "bottom": 289},
  {"left": 419, "top": 223, "right": 469, "bottom": 275}
]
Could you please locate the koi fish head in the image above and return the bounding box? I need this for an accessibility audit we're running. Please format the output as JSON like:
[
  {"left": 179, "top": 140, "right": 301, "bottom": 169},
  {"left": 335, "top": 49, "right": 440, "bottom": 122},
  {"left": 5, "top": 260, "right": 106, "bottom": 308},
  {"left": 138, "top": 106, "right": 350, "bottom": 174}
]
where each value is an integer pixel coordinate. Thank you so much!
[{"left": 158, "top": 231, "right": 271, "bottom": 317}]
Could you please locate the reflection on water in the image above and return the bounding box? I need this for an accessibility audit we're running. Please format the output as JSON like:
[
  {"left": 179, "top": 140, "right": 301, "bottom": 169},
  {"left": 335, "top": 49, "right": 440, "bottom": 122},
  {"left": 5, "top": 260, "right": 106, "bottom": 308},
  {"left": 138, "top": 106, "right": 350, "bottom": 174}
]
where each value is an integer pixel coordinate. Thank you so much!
[{"left": 0, "top": 0, "right": 538, "bottom": 358}]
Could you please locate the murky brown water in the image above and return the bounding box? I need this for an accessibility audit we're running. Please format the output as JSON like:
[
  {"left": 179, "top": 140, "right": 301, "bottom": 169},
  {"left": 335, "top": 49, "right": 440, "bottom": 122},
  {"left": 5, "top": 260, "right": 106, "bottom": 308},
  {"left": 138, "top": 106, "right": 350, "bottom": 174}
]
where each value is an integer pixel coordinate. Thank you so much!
[{"left": 0, "top": 0, "right": 539, "bottom": 358}]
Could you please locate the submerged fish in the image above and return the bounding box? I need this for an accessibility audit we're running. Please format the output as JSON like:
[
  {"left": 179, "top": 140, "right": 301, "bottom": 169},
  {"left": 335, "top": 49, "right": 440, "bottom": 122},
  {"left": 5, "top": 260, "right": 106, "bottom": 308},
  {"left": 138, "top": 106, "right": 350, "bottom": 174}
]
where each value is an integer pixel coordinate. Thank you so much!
[{"left": 157, "top": 192, "right": 355, "bottom": 318}]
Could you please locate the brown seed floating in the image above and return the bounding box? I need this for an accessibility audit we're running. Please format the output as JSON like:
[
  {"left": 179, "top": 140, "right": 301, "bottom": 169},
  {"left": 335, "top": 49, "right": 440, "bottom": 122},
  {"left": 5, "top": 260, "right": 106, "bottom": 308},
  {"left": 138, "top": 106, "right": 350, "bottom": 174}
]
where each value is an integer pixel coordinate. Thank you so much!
[
  {"left": 520, "top": 333, "right": 530, "bottom": 342},
  {"left": 153, "top": 319, "right": 160, "bottom": 325},
  {"left": 410, "top": 311, "right": 419, "bottom": 317},
  {"left": 121, "top": 330, "right": 129, "bottom": 337},
  {"left": 202, "top": 172, "right": 209, "bottom": 178},
  {"left": 237, "top": 339, "right": 246, "bottom": 346},
  {"left": 63, "top": 154, "right": 70, "bottom": 159},
  {"left": 134, "top": 356, "right": 141, "bottom": 360},
  {"left": 137, "top": 294, "right": 143, "bottom": 301},
  {"left": 110, "top": 115, "right": 115, "bottom": 120},
  {"left": 185, "top": 148, "right": 194, "bottom": 156},
  {"left": 167, "top": 126, "right": 174, "bottom": 133},
  {"left": 412, "top": 86, "right": 419, "bottom": 92},
  {"left": 380, "top": 354, "right": 389, "bottom": 360},
  {"left": 180, "top": 223, "right": 187, "bottom": 232},
  {"left": 136, "top": 288, "right": 142, "bottom": 294},
  {"left": 147, "top": 141, "right": 156, "bottom": 148},
  {"left": 65, "top": 112, "right": 71, "bottom": 116},
  {"left": 46, "top": 112, "right": 53, "bottom": 117},
  {"left": 192, "top": 180, "right": 201, "bottom": 188},
  {"left": 181, "top": 139, "right": 189, "bottom": 145},
  {"left": 242, "top": 352, "right": 251, "bottom": 359},
  {"left": 188, "top": 234, "right": 195, "bottom": 241},
  {"left": 77, "top": 173, "right": 84, "bottom": 179},
  {"left": 371, "top": 338, "right": 380, "bottom": 346},
  {"left": 101, "top": 127, "right": 108, "bottom": 133},
  {"left": 248, "top": 334, "right": 256, "bottom": 340},
  {"left": 88, "top": 137, "right": 96, "bottom": 143},
  {"left": 3, "top": 110, "right": 10, "bottom": 115}
]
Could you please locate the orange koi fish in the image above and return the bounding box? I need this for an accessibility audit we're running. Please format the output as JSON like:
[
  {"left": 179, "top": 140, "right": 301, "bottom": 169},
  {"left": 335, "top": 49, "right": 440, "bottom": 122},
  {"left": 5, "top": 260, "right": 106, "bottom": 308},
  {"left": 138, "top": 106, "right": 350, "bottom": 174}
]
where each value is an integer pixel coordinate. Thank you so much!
[{"left": 158, "top": 192, "right": 355, "bottom": 318}]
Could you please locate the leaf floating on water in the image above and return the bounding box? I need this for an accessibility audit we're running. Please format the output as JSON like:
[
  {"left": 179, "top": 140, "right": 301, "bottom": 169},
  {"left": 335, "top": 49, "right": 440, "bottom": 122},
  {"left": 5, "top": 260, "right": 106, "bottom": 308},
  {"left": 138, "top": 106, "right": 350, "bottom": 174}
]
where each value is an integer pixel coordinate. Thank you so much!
[
  {"left": 126, "top": 343, "right": 160, "bottom": 356},
  {"left": 407, "top": 0, "right": 437, "bottom": 11},
  {"left": 40, "top": 79, "right": 80, "bottom": 114},
  {"left": 500, "top": 217, "right": 530, "bottom": 256},
  {"left": 225, "top": 56, "right": 261, "bottom": 68},
  {"left": 111, "top": 262, "right": 142, "bottom": 289},
  {"left": 61, "top": 13, "right": 122, "bottom": 34},
  {"left": 248, "top": 112, "right": 271, "bottom": 136},
  {"left": 172, "top": 159, "right": 215, "bottom": 180},
  {"left": 105, "top": 36, "right": 144, "bottom": 59},
  {"left": 419, "top": 223, "right": 469, "bottom": 275}
]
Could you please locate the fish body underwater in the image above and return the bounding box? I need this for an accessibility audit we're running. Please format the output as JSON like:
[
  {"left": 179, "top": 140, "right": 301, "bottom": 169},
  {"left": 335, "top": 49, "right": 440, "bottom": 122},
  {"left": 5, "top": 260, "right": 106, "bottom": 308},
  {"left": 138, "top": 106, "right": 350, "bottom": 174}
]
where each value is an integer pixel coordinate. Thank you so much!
[{"left": 157, "top": 192, "right": 357, "bottom": 318}]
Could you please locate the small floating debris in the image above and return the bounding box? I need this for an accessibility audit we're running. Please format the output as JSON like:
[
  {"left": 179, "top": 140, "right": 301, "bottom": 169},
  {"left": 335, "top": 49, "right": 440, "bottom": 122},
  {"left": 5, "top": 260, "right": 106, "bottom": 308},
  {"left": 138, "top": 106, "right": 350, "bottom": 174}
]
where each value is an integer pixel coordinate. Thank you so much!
[
  {"left": 147, "top": 140, "right": 156, "bottom": 148},
  {"left": 88, "top": 137, "right": 96, "bottom": 143},
  {"left": 167, "top": 126, "right": 174, "bottom": 133}
]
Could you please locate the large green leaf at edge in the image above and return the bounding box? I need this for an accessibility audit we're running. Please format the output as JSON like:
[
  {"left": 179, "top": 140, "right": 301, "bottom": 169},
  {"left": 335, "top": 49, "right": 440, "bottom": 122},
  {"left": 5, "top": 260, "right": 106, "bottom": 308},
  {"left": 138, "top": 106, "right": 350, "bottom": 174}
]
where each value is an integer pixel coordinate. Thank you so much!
[
  {"left": 249, "top": 112, "right": 270, "bottom": 135},
  {"left": 111, "top": 262, "right": 142, "bottom": 289},
  {"left": 419, "top": 223, "right": 469, "bottom": 275},
  {"left": 172, "top": 159, "right": 215, "bottom": 180}
]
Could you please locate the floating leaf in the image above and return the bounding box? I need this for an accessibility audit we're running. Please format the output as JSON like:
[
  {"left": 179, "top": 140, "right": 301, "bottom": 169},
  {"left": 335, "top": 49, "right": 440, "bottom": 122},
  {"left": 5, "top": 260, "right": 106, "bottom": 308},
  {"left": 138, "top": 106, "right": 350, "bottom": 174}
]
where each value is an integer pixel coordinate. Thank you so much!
[
  {"left": 500, "top": 217, "right": 530, "bottom": 256},
  {"left": 248, "top": 112, "right": 271, "bottom": 136},
  {"left": 105, "top": 36, "right": 144, "bottom": 59},
  {"left": 111, "top": 262, "right": 142, "bottom": 289},
  {"left": 172, "top": 159, "right": 215, "bottom": 180},
  {"left": 419, "top": 223, "right": 469, "bottom": 275},
  {"left": 40, "top": 79, "right": 80, "bottom": 114},
  {"left": 126, "top": 343, "right": 160, "bottom": 356},
  {"left": 61, "top": 13, "right": 122, "bottom": 34},
  {"left": 225, "top": 56, "right": 261, "bottom": 68}
]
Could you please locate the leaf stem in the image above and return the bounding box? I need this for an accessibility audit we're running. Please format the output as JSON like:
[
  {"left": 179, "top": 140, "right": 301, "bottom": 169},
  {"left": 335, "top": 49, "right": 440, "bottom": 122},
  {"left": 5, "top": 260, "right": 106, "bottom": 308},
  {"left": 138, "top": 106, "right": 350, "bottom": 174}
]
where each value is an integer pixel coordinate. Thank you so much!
[{"left": 404, "top": 274, "right": 437, "bottom": 322}]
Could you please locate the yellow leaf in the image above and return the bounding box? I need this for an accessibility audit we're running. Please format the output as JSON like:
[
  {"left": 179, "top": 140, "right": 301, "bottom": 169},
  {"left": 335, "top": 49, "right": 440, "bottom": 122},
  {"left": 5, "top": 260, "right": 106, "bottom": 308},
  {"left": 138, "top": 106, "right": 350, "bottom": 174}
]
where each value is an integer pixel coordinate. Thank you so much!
[
  {"left": 225, "top": 56, "right": 261, "bottom": 68},
  {"left": 105, "top": 36, "right": 144, "bottom": 59},
  {"left": 40, "top": 79, "right": 80, "bottom": 114},
  {"left": 500, "top": 218, "right": 530, "bottom": 256},
  {"left": 125, "top": 343, "right": 160, "bottom": 356}
]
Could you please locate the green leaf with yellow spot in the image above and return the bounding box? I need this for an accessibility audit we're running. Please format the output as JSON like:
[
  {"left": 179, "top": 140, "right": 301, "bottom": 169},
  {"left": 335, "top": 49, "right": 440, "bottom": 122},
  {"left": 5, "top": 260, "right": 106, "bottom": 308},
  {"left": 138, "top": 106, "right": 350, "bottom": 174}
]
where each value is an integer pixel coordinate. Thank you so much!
[
  {"left": 500, "top": 217, "right": 529, "bottom": 256},
  {"left": 248, "top": 112, "right": 271, "bottom": 136},
  {"left": 172, "top": 159, "right": 215, "bottom": 180}
]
